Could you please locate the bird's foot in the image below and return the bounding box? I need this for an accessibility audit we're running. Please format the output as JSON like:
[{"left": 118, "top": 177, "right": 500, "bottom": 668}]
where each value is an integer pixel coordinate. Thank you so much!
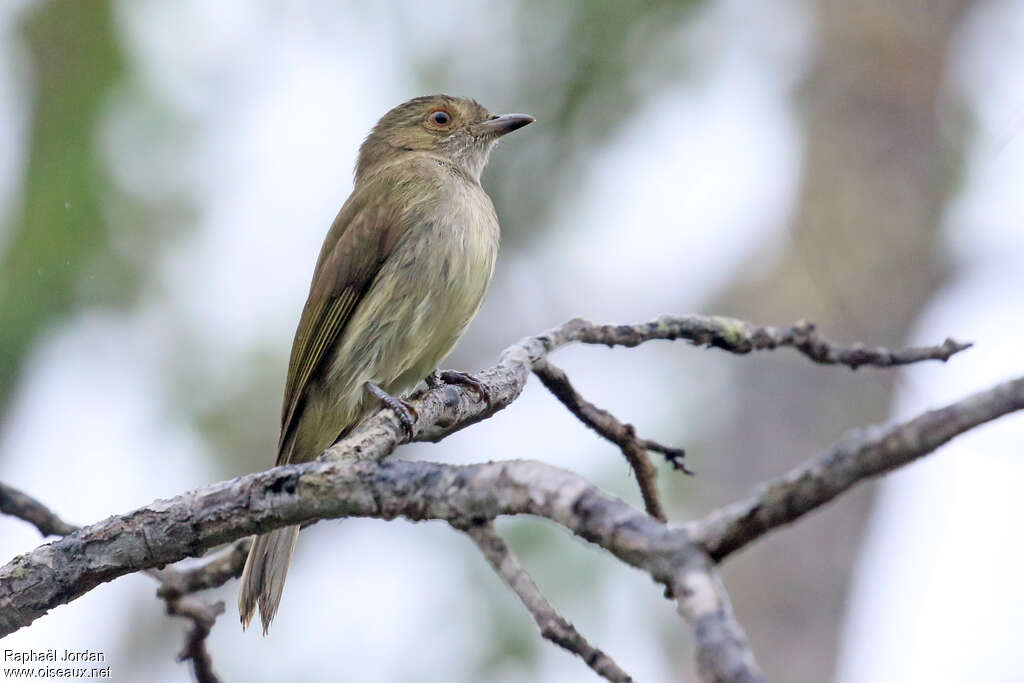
[
  {"left": 364, "top": 381, "right": 418, "bottom": 439},
  {"left": 429, "top": 369, "right": 492, "bottom": 408}
]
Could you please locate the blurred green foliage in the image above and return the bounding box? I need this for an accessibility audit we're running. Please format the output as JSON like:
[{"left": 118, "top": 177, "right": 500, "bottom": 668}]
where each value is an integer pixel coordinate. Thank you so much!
[{"left": 0, "top": 1, "right": 128, "bottom": 414}]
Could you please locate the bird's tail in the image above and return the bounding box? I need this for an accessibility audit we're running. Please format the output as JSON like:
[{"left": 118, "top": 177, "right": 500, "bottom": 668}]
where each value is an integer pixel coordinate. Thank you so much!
[{"left": 238, "top": 525, "right": 301, "bottom": 634}]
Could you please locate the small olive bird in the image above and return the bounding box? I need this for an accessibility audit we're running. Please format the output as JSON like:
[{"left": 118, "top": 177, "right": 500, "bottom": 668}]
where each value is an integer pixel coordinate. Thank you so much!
[{"left": 238, "top": 95, "right": 533, "bottom": 633}]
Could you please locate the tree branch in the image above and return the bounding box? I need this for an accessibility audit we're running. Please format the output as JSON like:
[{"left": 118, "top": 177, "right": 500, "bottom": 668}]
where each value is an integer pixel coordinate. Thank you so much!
[
  {"left": 533, "top": 358, "right": 689, "bottom": 521},
  {"left": 0, "top": 459, "right": 672, "bottom": 635},
  {"left": 0, "top": 315, "right": 983, "bottom": 683},
  {"left": 553, "top": 317, "right": 969, "bottom": 369},
  {"left": 324, "top": 315, "right": 971, "bottom": 465},
  {"left": 459, "top": 521, "right": 634, "bottom": 683},
  {"left": 0, "top": 483, "right": 240, "bottom": 681},
  {"left": 676, "top": 555, "right": 765, "bottom": 683},
  {"left": 153, "top": 539, "right": 252, "bottom": 599},
  {"left": 163, "top": 594, "right": 224, "bottom": 683},
  {"left": 0, "top": 482, "right": 77, "bottom": 536},
  {"left": 0, "top": 456, "right": 768, "bottom": 681},
  {"left": 687, "top": 375, "right": 1024, "bottom": 561},
  {"left": 148, "top": 539, "right": 251, "bottom": 682}
]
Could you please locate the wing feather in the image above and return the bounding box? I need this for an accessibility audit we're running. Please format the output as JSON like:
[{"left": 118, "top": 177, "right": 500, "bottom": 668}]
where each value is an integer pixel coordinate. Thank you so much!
[{"left": 276, "top": 175, "right": 417, "bottom": 463}]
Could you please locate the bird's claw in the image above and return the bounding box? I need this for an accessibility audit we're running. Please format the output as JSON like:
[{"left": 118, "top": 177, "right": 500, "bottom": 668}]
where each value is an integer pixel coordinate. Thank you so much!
[{"left": 364, "top": 381, "right": 418, "bottom": 439}]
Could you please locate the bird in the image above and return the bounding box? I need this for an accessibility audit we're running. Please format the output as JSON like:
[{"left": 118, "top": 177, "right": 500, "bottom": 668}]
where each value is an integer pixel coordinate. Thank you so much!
[{"left": 238, "top": 94, "right": 534, "bottom": 633}]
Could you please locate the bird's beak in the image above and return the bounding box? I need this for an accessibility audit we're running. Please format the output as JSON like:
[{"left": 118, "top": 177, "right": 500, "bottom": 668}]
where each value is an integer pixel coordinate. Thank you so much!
[{"left": 473, "top": 113, "right": 535, "bottom": 138}]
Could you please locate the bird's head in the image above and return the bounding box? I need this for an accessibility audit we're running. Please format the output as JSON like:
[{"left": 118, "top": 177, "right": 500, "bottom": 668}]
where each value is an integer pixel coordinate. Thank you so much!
[{"left": 356, "top": 94, "right": 534, "bottom": 183}]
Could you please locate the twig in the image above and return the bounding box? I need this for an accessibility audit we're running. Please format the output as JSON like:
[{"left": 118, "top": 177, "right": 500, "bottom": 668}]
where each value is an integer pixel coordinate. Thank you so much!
[
  {"left": 687, "top": 375, "right": 1024, "bottom": 561},
  {"left": 534, "top": 358, "right": 688, "bottom": 521},
  {"left": 0, "top": 482, "right": 78, "bottom": 536},
  {"left": 459, "top": 520, "right": 634, "bottom": 683},
  {"left": 567, "top": 316, "right": 971, "bottom": 369},
  {"left": 153, "top": 539, "right": 252, "bottom": 599},
  {"left": 324, "top": 315, "right": 970, "bottom": 463},
  {"left": 164, "top": 594, "right": 224, "bottom": 683}
]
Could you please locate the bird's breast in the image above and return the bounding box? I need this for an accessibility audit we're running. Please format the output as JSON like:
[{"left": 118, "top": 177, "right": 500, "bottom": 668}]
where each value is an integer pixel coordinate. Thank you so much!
[
  {"left": 324, "top": 178, "right": 500, "bottom": 405},
  {"left": 409, "top": 181, "right": 499, "bottom": 344}
]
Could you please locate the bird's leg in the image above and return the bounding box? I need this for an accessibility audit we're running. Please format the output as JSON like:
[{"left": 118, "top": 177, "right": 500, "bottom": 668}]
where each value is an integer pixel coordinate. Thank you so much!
[
  {"left": 364, "top": 381, "right": 418, "bottom": 438},
  {"left": 430, "top": 369, "right": 492, "bottom": 407}
]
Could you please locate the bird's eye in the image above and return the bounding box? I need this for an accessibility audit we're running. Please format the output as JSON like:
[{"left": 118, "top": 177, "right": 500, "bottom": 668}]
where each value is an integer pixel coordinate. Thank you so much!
[{"left": 429, "top": 110, "right": 451, "bottom": 126}]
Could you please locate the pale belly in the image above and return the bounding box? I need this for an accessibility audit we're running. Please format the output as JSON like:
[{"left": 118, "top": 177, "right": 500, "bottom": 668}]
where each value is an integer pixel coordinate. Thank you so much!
[{"left": 296, "top": 199, "right": 499, "bottom": 457}]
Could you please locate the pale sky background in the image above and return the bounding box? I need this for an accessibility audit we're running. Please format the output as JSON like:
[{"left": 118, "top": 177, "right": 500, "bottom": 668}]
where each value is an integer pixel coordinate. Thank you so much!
[{"left": 0, "top": 1, "right": 1022, "bottom": 682}]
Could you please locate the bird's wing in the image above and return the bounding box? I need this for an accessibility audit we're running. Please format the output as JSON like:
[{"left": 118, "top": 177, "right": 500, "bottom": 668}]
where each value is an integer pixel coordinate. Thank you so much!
[{"left": 276, "top": 175, "right": 417, "bottom": 464}]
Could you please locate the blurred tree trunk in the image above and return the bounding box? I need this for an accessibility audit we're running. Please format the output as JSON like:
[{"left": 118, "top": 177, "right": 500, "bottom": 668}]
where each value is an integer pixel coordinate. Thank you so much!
[
  {"left": 701, "top": 1, "right": 972, "bottom": 681},
  {"left": 0, "top": 1, "right": 124, "bottom": 418}
]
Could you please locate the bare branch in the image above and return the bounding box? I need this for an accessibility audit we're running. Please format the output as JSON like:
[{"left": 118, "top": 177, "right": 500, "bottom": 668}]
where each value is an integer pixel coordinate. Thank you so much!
[
  {"left": 567, "top": 317, "right": 970, "bottom": 369},
  {"left": 0, "top": 316, "right": 982, "bottom": 683},
  {"left": 534, "top": 358, "right": 686, "bottom": 521},
  {"left": 164, "top": 594, "right": 224, "bottom": 683},
  {"left": 688, "top": 375, "right": 1024, "bottom": 561},
  {"left": 6, "top": 377, "right": 1012, "bottom": 678},
  {"left": 150, "top": 545, "right": 247, "bottom": 683},
  {"left": 0, "top": 482, "right": 78, "bottom": 536},
  {"left": 0, "top": 482, "right": 243, "bottom": 679},
  {"left": 1, "top": 456, "right": 767, "bottom": 679},
  {"left": 325, "top": 316, "right": 970, "bottom": 464},
  {"left": 676, "top": 555, "right": 765, "bottom": 683},
  {"left": 460, "top": 521, "right": 634, "bottom": 682},
  {"left": 153, "top": 539, "right": 252, "bottom": 599},
  {"left": 0, "top": 459, "right": 659, "bottom": 636},
  {"left": 0, "top": 482, "right": 250, "bottom": 600}
]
